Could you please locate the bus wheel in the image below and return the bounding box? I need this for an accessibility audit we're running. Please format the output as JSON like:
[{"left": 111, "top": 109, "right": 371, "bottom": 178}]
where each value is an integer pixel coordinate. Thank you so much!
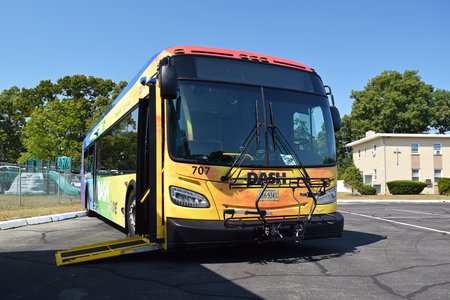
[{"left": 127, "top": 189, "right": 137, "bottom": 237}]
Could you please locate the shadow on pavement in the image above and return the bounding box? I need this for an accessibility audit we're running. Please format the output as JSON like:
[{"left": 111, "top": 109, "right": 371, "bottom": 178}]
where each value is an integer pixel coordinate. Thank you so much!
[
  {"left": 0, "top": 230, "right": 383, "bottom": 299},
  {"left": 155, "top": 229, "right": 386, "bottom": 265}
]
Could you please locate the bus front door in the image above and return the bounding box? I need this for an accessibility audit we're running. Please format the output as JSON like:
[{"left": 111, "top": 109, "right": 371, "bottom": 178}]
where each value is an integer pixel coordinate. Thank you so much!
[{"left": 135, "top": 85, "right": 157, "bottom": 241}]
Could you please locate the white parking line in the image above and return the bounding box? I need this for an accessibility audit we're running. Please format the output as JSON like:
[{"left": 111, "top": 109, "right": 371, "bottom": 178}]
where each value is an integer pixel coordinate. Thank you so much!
[
  {"left": 391, "top": 209, "right": 441, "bottom": 216},
  {"left": 339, "top": 210, "right": 450, "bottom": 235},
  {"left": 383, "top": 216, "right": 450, "bottom": 220}
]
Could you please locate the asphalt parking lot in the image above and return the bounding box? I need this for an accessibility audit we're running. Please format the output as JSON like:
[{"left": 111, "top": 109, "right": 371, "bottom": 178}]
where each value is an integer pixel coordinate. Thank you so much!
[{"left": 0, "top": 202, "right": 449, "bottom": 299}]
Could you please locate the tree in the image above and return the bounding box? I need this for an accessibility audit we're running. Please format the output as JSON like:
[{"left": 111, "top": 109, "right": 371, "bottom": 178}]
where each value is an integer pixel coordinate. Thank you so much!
[
  {"left": 20, "top": 75, "right": 127, "bottom": 162},
  {"left": 336, "top": 70, "right": 436, "bottom": 177},
  {"left": 0, "top": 87, "right": 26, "bottom": 162},
  {"left": 335, "top": 115, "right": 354, "bottom": 179},
  {"left": 349, "top": 70, "right": 433, "bottom": 139},
  {"left": 88, "top": 80, "right": 127, "bottom": 128},
  {"left": 342, "top": 163, "right": 363, "bottom": 194},
  {"left": 21, "top": 98, "right": 86, "bottom": 160},
  {"left": 430, "top": 89, "right": 450, "bottom": 134}
]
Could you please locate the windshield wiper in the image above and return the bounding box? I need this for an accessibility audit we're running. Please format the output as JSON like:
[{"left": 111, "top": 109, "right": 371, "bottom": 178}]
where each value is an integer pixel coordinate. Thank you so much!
[
  {"left": 267, "top": 101, "right": 309, "bottom": 178},
  {"left": 267, "top": 101, "right": 327, "bottom": 221},
  {"left": 269, "top": 101, "right": 277, "bottom": 152},
  {"left": 255, "top": 100, "right": 261, "bottom": 149},
  {"left": 221, "top": 100, "right": 261, "bottom": 181}
]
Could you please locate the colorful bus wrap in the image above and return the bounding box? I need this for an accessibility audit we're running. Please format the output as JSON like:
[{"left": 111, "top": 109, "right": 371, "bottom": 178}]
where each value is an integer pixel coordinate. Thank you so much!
[{"left": 81, "top": 46, "right": 343, "bottom": 249}]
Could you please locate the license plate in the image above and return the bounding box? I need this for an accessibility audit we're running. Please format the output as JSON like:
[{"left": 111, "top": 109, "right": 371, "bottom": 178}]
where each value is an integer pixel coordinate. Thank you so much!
[{"left": 259, "top": 189, "right": 279, "bottom": 201}]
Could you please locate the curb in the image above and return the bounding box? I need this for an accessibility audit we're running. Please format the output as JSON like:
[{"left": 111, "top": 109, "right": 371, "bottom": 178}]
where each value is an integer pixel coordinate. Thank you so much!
[
  {"left": 338, "top": 200, "right": 448, "bottom": 204},
  {"left": 0, "top": 211, "right": 87, "bottom": 230}
]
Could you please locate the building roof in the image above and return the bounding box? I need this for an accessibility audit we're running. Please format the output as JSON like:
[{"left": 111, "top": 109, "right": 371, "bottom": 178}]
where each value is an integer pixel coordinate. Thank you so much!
[{"left": 346, "top": 132, "right": 450, "bottom": 147}]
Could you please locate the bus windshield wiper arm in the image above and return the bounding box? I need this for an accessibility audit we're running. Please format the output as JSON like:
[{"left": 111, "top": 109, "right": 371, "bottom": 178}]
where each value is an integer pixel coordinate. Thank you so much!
[
  {"left": 255, "top": 100, "right": 261, "bottom": 149},
  {"left": 221, "top": 100, "right": 261, "bottom": 182},
  {"left": 269, "top": 102, "right": 277, "bottom": 152},
  {"left": 268, "top": 101, "right": 310, "bottom": 179},
  {"left": 268, "top": 102, "right": 325, "bottom": 221}
]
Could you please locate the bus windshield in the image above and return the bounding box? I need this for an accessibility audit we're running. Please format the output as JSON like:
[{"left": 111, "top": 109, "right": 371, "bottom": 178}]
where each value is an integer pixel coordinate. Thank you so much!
[{"left": 168, "top": 80, "right": 336, "bottom": 167}]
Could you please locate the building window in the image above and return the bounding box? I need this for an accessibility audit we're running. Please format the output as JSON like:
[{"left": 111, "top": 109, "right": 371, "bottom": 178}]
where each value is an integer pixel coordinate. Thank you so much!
[
  {"left": 411, "top": 169, "right": 420, "bottom": 181},
  {"left": 364, "top": 148, "right": 367, "bottom": 156},
  {"left": 411, "top": 143, "right": 419, "bottom": 155},
  {"left": 434, "top": 169, "right": 442, "bottom": 184},
  {"left": 358, "top": 149, "right": 361, "bottom": 159},
  {"left": 434, "top": 143, "right": 441, "bottom": 155},
  {"left": 364, "top": 174, "right": 373, "bottom": 185},
  {"left": 373, "top": 169, "right": 377, "bottom": 180},
  {"left": 372, "top": 144, "right": 377, "bottom": 157}
]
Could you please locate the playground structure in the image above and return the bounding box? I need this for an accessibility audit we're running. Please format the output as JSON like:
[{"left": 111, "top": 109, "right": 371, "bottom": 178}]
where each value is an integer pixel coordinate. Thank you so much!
[
  {"left": 0, "top": 159, "right": 80, "bottom": 206},
  {"left": 48, "top": 171, "right": 80, "bottom": 196},
  {"left": 5, "top": 172, "right": 45, "bottom": 195},
  {"left": 4, "top": 170, "right": 79, "bottom": 196}
]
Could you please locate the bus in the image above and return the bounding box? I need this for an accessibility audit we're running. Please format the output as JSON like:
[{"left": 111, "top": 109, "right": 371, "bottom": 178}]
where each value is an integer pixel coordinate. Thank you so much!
[{"left": 81, "top": 46, "right": 343, "bottom": 249}]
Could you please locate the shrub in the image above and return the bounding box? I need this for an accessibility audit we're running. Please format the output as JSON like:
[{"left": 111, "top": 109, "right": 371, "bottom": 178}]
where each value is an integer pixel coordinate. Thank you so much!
[
  {"left": 358, "top": 184, "right": 377, "bottom": 195},
  {"left": 387, "top": 180, "right": 427, "bottom": 195},
  {"left": 438, "top": 178, "right": 450, "bottom": 195},
  {"left": 342, "top": 163, "right": 363, "bottom": 194}
]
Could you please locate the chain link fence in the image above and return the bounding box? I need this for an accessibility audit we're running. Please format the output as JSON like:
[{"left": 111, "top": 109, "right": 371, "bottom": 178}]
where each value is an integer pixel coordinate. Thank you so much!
[{"left": 0, "top": 162, "right": 80, "bottom": 208}]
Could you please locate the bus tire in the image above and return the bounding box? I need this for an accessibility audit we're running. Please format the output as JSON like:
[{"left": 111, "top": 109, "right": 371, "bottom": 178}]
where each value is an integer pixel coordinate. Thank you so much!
[{"left": 126, "top": 189, "right": 137, "bottom": 237}]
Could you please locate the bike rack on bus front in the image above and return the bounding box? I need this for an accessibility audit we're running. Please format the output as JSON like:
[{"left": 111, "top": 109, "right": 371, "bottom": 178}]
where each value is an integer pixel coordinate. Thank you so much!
[{"left": 223, "top": 175, "right": 331, "bottom": 242}]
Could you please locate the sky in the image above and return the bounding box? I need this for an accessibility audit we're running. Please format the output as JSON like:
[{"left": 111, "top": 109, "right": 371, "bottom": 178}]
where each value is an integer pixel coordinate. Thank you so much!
[{"left": 0, "top": 0, "right": 449, "bottom": 116}]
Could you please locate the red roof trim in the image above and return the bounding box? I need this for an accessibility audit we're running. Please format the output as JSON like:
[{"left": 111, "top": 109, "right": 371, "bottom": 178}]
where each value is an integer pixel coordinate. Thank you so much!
[
  {"left": 190, "top": 49, "right": 234, "bottom": 57},
  {"left": 165, "top": 46, "right": 313, "bottom": 72}
]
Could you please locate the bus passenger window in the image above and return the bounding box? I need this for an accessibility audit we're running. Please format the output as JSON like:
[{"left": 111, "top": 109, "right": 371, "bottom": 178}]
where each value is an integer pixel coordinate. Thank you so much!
[{"left": 96, "top": 107, "right": 139, "bottom": 176}]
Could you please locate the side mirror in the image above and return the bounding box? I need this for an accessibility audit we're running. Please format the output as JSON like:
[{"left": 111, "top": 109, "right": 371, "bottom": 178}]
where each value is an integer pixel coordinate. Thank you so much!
[
  {"left": 330, "top": 106, "right": 341, "bottom": 132},
  {"left": 160, "top": 65, "right": 178, "bottom": 99}
]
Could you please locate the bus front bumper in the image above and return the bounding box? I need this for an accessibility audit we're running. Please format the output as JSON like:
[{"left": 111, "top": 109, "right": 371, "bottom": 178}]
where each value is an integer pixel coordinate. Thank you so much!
[{"left": 166, "top": 212, "right": 344, "bottom": 248}]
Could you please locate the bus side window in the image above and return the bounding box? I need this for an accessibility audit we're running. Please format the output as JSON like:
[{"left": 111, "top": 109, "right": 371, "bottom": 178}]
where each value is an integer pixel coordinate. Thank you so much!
[{"left": 96, "top": 107, "right": 139, "bottom": 177}]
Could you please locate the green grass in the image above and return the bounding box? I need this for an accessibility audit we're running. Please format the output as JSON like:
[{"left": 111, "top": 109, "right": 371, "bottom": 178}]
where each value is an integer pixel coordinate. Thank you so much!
[{"left": 0, "top": 194, "right": 84, "bottom": 221}]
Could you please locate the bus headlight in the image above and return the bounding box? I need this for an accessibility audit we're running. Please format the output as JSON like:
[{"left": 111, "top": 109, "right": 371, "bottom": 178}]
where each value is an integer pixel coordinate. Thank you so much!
[
  {"left": 317, "top": 187, "right": 337, "bottom": 205},
  {"left": 170, "top": 186, "right": 210, "bottom": 208}
]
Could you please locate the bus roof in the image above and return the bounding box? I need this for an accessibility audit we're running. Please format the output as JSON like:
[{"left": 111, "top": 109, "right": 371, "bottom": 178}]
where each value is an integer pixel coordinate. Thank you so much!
[
  {"left": 164, "top": 46, "right": 314, "bottom": 72},
  {"left": 83, "top": 46, "right": 315, "bottom": 148}
]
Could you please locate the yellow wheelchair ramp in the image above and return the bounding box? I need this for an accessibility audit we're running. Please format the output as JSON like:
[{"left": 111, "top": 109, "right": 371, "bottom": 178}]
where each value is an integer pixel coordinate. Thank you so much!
[{"left": 55, "top": 236, "right": 161, "bottom": 266}]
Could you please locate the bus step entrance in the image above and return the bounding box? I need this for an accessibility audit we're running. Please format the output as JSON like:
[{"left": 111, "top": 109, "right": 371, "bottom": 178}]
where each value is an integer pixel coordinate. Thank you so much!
[{"left": 55, "top": 236, "right": 161, "bottom": 266}]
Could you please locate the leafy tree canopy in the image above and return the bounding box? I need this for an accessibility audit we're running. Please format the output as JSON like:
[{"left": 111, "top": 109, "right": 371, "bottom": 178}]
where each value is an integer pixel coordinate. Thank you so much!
[
  {"left": 349, "top": 70, "right": 434, "bottom": 139},
  {"left": 18, "top": 75, "right": 127, "bottom": 162},
  {"left": 335, "top": 114, "right": 353, "bottom": 178},
  {"left": 0, "top": 87, "right": 27, "bottom": 162},
  {"left": 336, "top": 70, "right": 450, "bottom": 175},
  {"left": 430, "top": 89, "right": 450, "bottom": 134}
]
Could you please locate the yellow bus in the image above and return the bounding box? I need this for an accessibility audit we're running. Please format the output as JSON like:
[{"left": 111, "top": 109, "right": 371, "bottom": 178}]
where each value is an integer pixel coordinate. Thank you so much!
[{"left": 81, "top": 46, "right": 343, "bottom": 249}]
